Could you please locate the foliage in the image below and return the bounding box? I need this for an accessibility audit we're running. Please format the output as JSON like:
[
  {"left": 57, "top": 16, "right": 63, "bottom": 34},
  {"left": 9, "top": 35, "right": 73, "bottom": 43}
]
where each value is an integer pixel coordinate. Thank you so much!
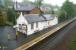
[
  {"left": 59, "top": 0, "right": 75, "bottom": 22},
  {"left": 61, "top": 0, "right": 74, "bottom": 18},
  {"left": 58, "top": 10, "right": 67, "bottom": 22},
  {"left": 4, "top": 0, "right": 14, "bottom": 8},
  {"left": 0, "top": 0, "right": 16, "bottom": 25},
  {"left": 6, "top": 8, "right": 16, "bottom": 25},
  {"left": 35, "top": 0, "right": 43, "bottom": 8},
  {"left": 0, "top": 16, "right": 5, "bottom": 25},
  {"left": 0, "top": 1, "right": 6, "bottom": 25}
]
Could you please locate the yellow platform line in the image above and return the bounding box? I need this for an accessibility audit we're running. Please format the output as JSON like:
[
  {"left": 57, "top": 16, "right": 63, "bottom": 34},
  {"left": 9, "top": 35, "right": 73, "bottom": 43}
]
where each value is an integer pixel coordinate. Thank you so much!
[{"left": 15, "top": 17, "right": 76, "bottom": 50}]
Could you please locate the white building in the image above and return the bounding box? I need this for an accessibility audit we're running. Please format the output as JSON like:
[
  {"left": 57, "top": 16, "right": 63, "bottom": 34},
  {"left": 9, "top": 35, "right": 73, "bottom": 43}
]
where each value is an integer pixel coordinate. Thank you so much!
[{"left": 14, "top": 13, "right": 58, "bottom": 35}]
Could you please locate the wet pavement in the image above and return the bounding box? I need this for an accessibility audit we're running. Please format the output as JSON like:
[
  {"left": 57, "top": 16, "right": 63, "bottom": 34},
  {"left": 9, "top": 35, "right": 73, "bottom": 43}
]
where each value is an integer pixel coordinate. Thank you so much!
[
  {"left": 0, "top": 26, "right": 16, "bottom": 50},
  {"left": 0, "top": 26, "right": 30, "bottom": 50},
  {"left": 0, "top": 25, "right": 57, "bottom": 50}
]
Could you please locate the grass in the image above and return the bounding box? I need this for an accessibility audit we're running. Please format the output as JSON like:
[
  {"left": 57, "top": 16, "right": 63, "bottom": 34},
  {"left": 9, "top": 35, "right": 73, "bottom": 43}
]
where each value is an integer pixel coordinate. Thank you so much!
[{"left": 69, "top": 33, "right": 76, "bottom": 50}]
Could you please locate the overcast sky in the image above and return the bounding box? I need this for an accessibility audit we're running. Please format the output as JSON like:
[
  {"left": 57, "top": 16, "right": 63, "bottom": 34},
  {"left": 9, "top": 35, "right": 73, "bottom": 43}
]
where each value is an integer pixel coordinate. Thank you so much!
[{"left": 15, "top": 0, "right": 76, "bottom": 6}]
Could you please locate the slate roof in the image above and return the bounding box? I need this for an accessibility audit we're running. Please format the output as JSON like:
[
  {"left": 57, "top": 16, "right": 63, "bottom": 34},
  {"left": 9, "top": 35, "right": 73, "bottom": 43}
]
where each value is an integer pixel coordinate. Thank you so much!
[
  {"left": 24, "top": 14, "right": 45, "bottom": 24},
  {"left": 14, "top": 2, "right": 35, "bottom": 11},
  {"left": 40, "top": 4, "right": 52, "bottom": 11},
  {"left": 43, "top": 14, "right": 54, "bottom": 20}
]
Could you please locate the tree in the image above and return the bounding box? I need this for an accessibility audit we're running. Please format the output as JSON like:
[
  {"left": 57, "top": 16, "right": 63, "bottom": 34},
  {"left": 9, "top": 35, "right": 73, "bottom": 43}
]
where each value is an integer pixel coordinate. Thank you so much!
[
  {"left": 4, "top": 0, "right": 16, "bottom": 25},
  {"left": 58, "top": 9, "right": 67, "bottom": 22},
  {"left": 0, "top": 0, "right": 7, "bottom": 25},
  {"left": 61, "top": 0, "right": 75, "bottom": 19},
  {"left": 7, "top": 7, "right": 16, "bottom": 25},
  {"left": 73, "top": 4, "right": 76, "bottom": 16},
  {"left": 35, "top": 0, "right": 43, "bottom": 8},
  {"left": 4, "top": 0, "right": 14, "bottom": 8}
]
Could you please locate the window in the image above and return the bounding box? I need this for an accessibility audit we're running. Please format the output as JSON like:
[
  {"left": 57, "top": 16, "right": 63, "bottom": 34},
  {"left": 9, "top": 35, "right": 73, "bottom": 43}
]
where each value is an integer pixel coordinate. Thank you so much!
[
  {"left": 31, "top": 23, "right": 34, "bottom": 29},
  {"left": 19, "top": 24, "right": 22, "bottom": 30},
  {"left": 22, "top": 24, "right": 25, "bottom": 26},
  {"left": 22, "top": 24, "right": 25, "bottom": 29}
]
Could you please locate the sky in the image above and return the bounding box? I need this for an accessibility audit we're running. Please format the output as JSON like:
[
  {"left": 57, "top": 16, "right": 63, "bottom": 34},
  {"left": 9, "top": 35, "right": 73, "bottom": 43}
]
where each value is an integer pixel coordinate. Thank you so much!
[{"left": 15, "top": 0, "right": 76, "bottom": 6}]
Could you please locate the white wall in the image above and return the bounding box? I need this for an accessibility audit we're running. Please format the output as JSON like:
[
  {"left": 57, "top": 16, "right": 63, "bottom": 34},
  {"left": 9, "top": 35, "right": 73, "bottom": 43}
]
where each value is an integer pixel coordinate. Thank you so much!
[
  {"left": 27, "top": 24, "right": 34, "bottom": 35},
  {"left": 15, "top": 14, "right": 58, "bottom": 35},
  {"left": 43, "top": 16, "right": 58, "bottom": 28},
  {"left": 49, "top": 16, "right": 58, "bottom": 26},
  {"left": 27, "top": 23, "right": 37, "bottom": 35},
  {"left": 38, "top": 22, "right": 44, "bottom": 30},
  {"left": 17, "top": 14, "right": 28, "bottom": 25},
  {"left": 26, "top": 21, "right": 47, "bottom": 35},
  {"left": 21, "top": 16, "right": 58, "bottom": 35}
]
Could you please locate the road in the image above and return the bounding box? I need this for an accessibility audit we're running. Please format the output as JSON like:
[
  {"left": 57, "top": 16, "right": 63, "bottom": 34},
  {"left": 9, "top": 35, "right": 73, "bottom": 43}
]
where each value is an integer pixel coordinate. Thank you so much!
[
  {"left": 0, "top": 25, "right": 56, "bottom": 50},
  {"left": 0, "top": 26, "right": 30, "bottom": 50},
  {"left": 0, "top": 26, "right": 16, "bottom": 50},
  {"left": 0, "top": 24, "right": 58, "bottom": 50},
  {"left": 28, "top": 20, "right": 76, "bottom": 50}
]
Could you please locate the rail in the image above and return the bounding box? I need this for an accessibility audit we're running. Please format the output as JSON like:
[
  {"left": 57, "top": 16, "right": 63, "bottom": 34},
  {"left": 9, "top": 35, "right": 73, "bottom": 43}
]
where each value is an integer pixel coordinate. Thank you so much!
[{"left": 15, "top": 17, "right": 76, "bottom": 50}]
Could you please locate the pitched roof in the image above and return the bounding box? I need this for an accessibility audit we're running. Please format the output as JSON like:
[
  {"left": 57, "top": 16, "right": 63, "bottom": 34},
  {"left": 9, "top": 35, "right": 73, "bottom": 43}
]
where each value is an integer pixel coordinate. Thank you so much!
[
  {"left": 18, "top": 13, "right": 55, "bottom": 24},
  {"left": 14, "top": 2, "right": 35, "bottom": 11},
  {"left": 43, "top": 14, "right": 54, "bottom": 20},
  {"left": 24, "top": 14, "right": 45, "bottom": 24},
  {"left": 40, "top": 4, "right": 52, "bottom": 11}
]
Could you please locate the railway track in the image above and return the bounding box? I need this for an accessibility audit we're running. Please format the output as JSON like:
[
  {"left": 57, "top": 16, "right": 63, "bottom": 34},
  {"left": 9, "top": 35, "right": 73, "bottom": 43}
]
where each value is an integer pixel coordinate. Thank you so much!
[
  {"left": 28, "top": 19, "right": 76, "bottom": 50},
  {"left": 15, "top": 17, "right": 76, "bottom": 50}
]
